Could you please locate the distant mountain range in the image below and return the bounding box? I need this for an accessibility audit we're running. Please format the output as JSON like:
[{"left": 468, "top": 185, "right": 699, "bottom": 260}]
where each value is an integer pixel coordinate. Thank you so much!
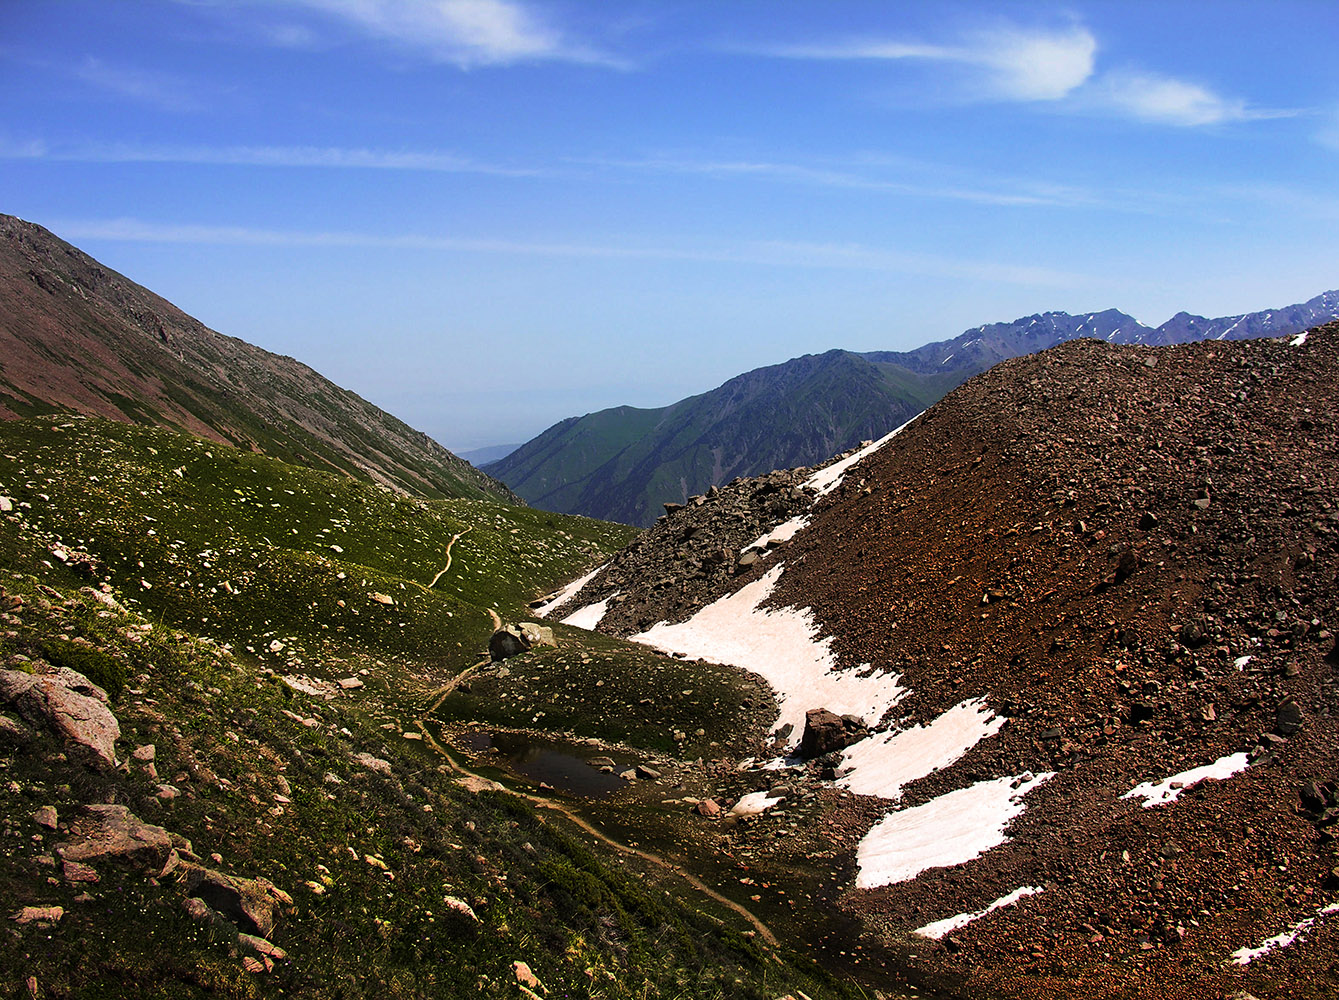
[
  {"left": 458, "top": 442, "right": 523, "bottom": 466},
  {"left": 487, "top": 290, "right": 1339, "bottom": 525},
  {"left": 0, "top": 214, "right": 515, "bottom": 503}
]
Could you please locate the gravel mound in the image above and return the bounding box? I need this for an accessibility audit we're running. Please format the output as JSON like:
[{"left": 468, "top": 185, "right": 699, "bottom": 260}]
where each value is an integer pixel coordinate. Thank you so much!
[{"left": 561, "top": 323, "right": 1339, "bottom": 998}]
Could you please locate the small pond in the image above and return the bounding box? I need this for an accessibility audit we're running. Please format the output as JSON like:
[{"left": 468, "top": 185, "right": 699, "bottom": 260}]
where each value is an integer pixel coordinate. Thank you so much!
[{"left": 460, "top": 730, "right": 627, "bottom": 798}]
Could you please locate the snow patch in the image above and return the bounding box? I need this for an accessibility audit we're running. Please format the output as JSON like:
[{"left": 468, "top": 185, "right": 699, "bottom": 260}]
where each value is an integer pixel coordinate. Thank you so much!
[
  {"left": 532, "top": 563, "right": 608, "bottom": 618},
  {"left": 741, "top": 515, "right": 810, "bottom": 554},
  {"left": 1234, "top": 655, "right": 1252, "bottom": 670},
  {"left": 631, "top": 564, "right": 905, "bottom": 742},
  {"left": 804, "top": 417, "right": 919, "bottom": 498},
  {"left": 729, "top": 790, "right": 784, "bottom": 816},
  {"left": 837, "top": 698, "right": 1004, "bottom": 800},
  {"left": 914, "top": 886, "right": 1043, "bottom": 940},
  {"left": 1121, "top": 752, "right": 1250, "bottom": 808},
  {"left": 561, "top": 593, "right": 617, "bottom": 631},
  {"left": 1229, "top": 903, "right": 1339, "bottom": 965},
  {"left": 854, "top": 771, "right": 1054, "bottom": 889},
  {"left": 1291, "top": 331, "right": 1309, "bottom": 347}
]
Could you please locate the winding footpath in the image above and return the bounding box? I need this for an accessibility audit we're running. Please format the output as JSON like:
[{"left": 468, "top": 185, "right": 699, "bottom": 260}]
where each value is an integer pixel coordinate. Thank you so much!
[{"left": 411, "top": 716, "right": 780, "bottom": 948}]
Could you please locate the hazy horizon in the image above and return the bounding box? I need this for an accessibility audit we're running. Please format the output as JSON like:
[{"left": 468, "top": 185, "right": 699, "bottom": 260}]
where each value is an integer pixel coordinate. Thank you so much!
[{"left": 3, "top": 1, "right": 1336, "bottom": 450}]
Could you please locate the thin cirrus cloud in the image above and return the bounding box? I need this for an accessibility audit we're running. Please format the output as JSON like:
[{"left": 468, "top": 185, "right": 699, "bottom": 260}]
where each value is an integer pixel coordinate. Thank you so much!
[
  {"left": 70, "top": 56, "right": 208, "bottom": 112},
  {"left": 276, "top": 0, "right": 627, "bottom": 68},
  {"left": 585, "top": 154, "right": 1116, "bottom": 210},
  {"left": 0, "top": 138, "right": 546, "bottom": 177},
  {"left": 763, "top": 24, "right": 1098, "bottom": 102},
  {"left": 761, "top": 21, "right": 1291, "bottom": 128},
  {"left": 1319, "top": 109, "right": 1339, "bottom": 152},
  {"left": 51, "top": 217, "right": 1084, "bottom": 287},
  {"left": 1093, "top": 71, "right": 1299, "bottom": 127}
]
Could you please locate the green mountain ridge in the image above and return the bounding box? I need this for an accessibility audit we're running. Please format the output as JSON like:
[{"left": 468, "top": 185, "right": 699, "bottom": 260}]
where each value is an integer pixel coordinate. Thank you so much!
[
  {"left": 488, "top": 291, "right": 1339, "bottom": 526},
  {"left": 489, "top": 350, "right": 966, "bottom": 527}
]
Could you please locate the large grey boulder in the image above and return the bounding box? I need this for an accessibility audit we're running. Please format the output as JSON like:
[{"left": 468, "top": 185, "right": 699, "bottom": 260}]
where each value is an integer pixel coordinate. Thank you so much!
[
  {"left": 0, "top": 668, "right": 120, "bottom": 769},
  {"left": 182, "top": 866, "right": 291, "bottom": 939},
  {"left": 56, "top": 804, "right": 173, "bottom": 869}
]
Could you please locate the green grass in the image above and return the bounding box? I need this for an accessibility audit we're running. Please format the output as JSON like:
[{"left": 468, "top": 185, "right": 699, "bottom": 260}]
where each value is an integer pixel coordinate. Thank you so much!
[{"left": 0, "top": 414, "right": 856, "bottom": 999}]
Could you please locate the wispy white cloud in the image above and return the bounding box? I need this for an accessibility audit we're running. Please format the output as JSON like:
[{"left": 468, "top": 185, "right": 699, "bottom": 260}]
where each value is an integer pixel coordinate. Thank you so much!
[
  {"left": 52, "top": 216, "right": 1085, "bottom": 287},
  {"left": 278, "top": 0, "right": 626, "bottom": 68},
  {"left": 70, "top": 57, "right": 207, "bottom": 112},
  {"left": 747, "top": 239, "right": 1082, "bottom": 286},
  {"left": 762, "top": 23, "right": 1097, "bottom": 102},
  {"left": 0, "top": 139, "right": 544, "bottom": 176},
  {"left": 260, "top": 22, "right": 322, "bottom": 49},
  {"left": 757, "top": 19, "right": 1297, "bottom": 130},
  {"left": 1210, "top": 182, "right": 1339, "bottom": 221},
  {"left": 586, "top": 154, "right": 1108, "bottom": 209},
  {"left": 1094, "top": 71, "right": 1299, "bottom": 127}
]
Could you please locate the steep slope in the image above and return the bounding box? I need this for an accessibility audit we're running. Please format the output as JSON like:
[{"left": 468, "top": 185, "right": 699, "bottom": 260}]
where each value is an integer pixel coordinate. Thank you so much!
[
  {"left": 489, "top": 350, "right": 964, "bottom": 526},
  {"left": 544, "top": 323, "right": 1339, "bottom": 999},
  {"left": 492, "top": 293, "right": 1339, "bottom": 526},
  {"left": 0, "top": 214, "right": 513, "bottom": 502}
]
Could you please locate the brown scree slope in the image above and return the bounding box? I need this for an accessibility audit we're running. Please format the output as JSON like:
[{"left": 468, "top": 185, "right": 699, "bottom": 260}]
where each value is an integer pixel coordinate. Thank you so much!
[{"left": 560, "top": 325, "right": 1339, "bottom": 998}]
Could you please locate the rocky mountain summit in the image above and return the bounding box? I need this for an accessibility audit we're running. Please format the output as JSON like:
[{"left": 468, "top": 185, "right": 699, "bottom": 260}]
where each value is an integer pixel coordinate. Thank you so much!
[
  {"left": 0, "top": 214, "right": 514, "bottom": 502},
  {"left": 542, "top": 323, "right": 1339, "bottom": 998}
]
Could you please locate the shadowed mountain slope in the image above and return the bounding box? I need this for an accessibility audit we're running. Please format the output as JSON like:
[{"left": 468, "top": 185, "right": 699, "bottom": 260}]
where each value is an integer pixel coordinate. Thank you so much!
[
  {"left": 488, "top": 349, "right": 965, "bottom": 526},
  {"left": 0, "top": 214, "right": 514, "bottom": 502}
]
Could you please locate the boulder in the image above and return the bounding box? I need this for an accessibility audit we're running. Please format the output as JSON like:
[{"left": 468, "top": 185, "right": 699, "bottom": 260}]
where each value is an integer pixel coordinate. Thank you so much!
[
  {"left": 517, "top": 622, "right": 557, "bottom": 648},
  {"left": 0, "top": 667, "right": 120, "bottom": 769},
  {"left": 353, "top": 752, "right": 392, "bottom": 775},
  {"left": 489, "top": 627, "right": 530, "bottom": 661},
  {"left": 182, "top": 866, "right": 288, "bottom": 939},
  {"left": 11, "top": 906, "right": 63, "bottom": 925},
  {"left": 798, "top": 708, "right": 866, "bottom": 759},
  {"left": 239, "top": 933, "right": 289, "bottom": 961},
  {"left": 56, "top": 804, "right": 172, "bottom": 869},
  {"left": 62, "top": 860, "right": 100, "bottom": 883},
  {"left": 0, "top": 713, "right": 30, "bottom": 744},
  {"left": 1275, "top": 699, "right": 1304, "bottom": 737}
]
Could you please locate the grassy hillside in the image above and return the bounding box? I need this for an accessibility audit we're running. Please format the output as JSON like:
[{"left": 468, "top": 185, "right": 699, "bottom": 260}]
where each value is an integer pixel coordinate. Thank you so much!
[
  {"left": 0, "top": 415, "right": 855, "bottom": 999},
  {"left": 0, "top": 214, "right": 513, "bottom": 503},
  {"left": 490, "top": 350, "right": 967, "bottom": 526}
]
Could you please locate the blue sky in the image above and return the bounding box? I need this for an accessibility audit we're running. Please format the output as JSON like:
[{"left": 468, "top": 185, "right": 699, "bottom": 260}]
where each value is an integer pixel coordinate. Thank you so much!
[{"left": 2, "top": 1, "right": 1337, "bottom": 451}]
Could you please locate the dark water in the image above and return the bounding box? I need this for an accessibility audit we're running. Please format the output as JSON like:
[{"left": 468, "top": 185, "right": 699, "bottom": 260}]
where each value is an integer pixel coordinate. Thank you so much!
[{"left": 460, "top": 730, "right": 627, "bottom": 798}]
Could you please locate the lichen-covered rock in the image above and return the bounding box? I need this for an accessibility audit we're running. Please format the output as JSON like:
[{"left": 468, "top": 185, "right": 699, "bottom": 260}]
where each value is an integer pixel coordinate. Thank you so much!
[
  {"left": 0, "top": 667, "right": 120, "bottom": 768},
  {"left": 56, "top": 804, "right": 172, "bottom": 869},
  {"left": 181, "top": 866, "right": 289, "bottom": 939}
]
